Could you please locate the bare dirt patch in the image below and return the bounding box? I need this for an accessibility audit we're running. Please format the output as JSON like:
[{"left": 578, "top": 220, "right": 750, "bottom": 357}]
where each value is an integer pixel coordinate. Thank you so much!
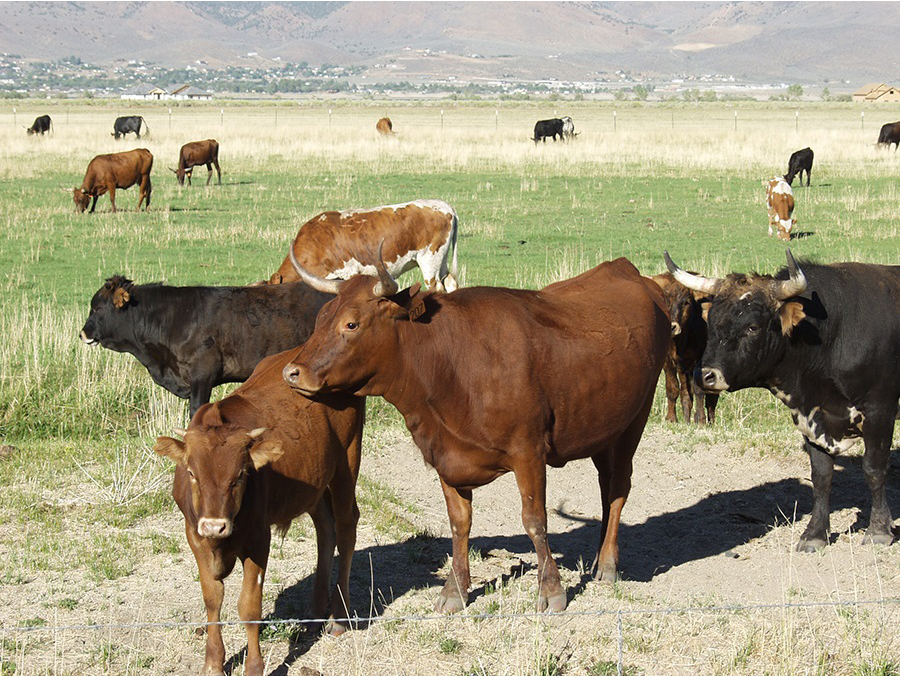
[{"left": 2, "top": 425, "right": 898, "bottom": 675}]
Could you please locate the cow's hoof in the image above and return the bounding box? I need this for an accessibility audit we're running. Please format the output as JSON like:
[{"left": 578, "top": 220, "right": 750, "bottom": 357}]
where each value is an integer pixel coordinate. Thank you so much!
[
  {"left": 862, "top": 532, "right": 894, "bottom": 546},
  {"left": 797, "top": 537, "right": 826, "bottom": 553},
  {"left": 202, "top": 665, "right": 225, "bottom": 676},
  {"left": 593, "top": 565, "right": 618, "bottom": 583},
  {"left": 324, "top": 619, "right": 348, "bottom": 637},
  {"left": 435, "top": 593, "right": 466, "bottom": 614},
  {"left": 244, "top": 658, "right": 265, "bottom": 676},
  {"left": 536, "top": 592, "right": 567, "bottom": 613}
]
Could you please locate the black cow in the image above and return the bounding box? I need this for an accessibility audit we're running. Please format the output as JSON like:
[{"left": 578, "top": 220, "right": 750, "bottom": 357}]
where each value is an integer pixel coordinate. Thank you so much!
[
  {"left": 877, "top": 121, "right": 900, "bottom": 150},
  {"left": 112, "top": 116, "right": 149, "bottom": 140},
  {"left": 26, "top": 114, "right": 52, "bottom": 135},
  {"left": 785, "top": 147, "right": 813, "bottom": 186},
  {"left": 80, "top": 276, "right": 331, "bottom": 417},
  {"left": 665, "top": 250, "right": 899, "bottom": 552},
  {"left": 532, "top": 118, "right": 565, "bottom": 144}
]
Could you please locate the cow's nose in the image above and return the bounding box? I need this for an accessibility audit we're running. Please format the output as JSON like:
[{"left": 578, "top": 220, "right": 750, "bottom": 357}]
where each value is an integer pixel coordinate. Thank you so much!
[
  {"left": 699, "top": 367, "right": 728, "bottom": 392},
  {"left": 283, "top": 363, "right": 301, "bottom": 386},
  {"left": 198, "top": 518, "right": 231, "bottom": 539},
  {"left": 283, "top": 362, "right": 321, "bottom": 396}
]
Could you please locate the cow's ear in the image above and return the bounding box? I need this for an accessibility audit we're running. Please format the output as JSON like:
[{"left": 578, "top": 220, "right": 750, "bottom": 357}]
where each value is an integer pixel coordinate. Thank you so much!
[
  {"left": 249, "top": 439, "right": 284, "bottom": 470},
  {"left": 154, "top": 436, "right": 187, "bottom": 465},
  {"left": 112, "top": 287, "right": 131, "bottom": 309},
  {"left": 700, "top": 301, "right": 712, "bottom": 323},
  {"left": 649, "top": 274, "right": 671, "bottom": 291},
  {"left": 779, "top": 301, "right": 806, "bottom": 336},
  {"left": 690, "top": 290, "right": 713, "bottom": 303},
  {"left": 387, "top": 283, "right": 426, "bottom": 321}
]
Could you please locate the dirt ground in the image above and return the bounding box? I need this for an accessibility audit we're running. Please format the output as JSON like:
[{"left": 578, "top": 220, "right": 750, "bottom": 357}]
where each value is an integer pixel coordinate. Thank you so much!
[{"left": 3, "top": 425, "right": 898, "bottom": 675}]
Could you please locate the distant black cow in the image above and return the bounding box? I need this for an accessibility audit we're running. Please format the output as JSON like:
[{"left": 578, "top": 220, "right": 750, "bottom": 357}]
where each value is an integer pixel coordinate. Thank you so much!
[
  {"left": 80, "top": 277, "right": 331, "bottom": 417},
  {"left": 26, "top": 114, "right": 52, "bottom": 135},
  {"left": 112, "top": 115, "right": 148, "bottom": 140},
  {"left": 877, "top": 121, "right": 900, "bottom": 150},
  {"left": 785, "top": 147, "right": 813, "bottom": 186},
  {"left": 532, "top": 118, "right": 565, "bottom": 144},
  {"left": 666, "top": 250, "right": 899, "bottom": 553}
]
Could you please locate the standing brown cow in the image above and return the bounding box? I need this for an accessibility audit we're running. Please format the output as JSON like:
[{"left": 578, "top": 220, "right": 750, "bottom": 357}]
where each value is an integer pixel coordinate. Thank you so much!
[
  {"left": 72, "top": 148, "right": 153, "bottom": 213},
  {"left": 170, "top": 139, "right": 221, "bottom": 186},
  {"left": 283, "top": 249, "right": 669, "bottom": 613},
  {"left": 155, "top": 349, "right": 364, "bottom": 676},
  {"left": 376, "top": 117, "right": 393, "bottom": 135}
]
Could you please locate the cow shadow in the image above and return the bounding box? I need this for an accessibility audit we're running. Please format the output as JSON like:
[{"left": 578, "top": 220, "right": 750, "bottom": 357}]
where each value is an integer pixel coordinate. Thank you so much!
[
  {"left": 234, "top": 451, "right": 899, "bottom": 674},
  {"left": 790, "top": 231, "right": 816, "bottom": 240}
]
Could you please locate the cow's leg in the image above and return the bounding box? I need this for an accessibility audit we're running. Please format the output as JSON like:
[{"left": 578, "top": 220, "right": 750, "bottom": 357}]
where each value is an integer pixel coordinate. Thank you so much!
[
  {"left": 436, "top": 479, "right": 472, "bottom": 613},
  {"left": 89, "top": 195, "right": 99, "bottom": 214},
  {"left": 696, "top": 391, "right": 719, "bottom": 426},
  {"left": 137, "top": 177, "right": 151, "bottom": 211},
  {"left": 677, "top": 362, "right": 693, "bottom": 423},
  {"left": 107, "top": 188, "right": 116, "bottom": 213},
  {"left": 861, "top": 411, "right": 895, "bottom": 545},
  {"left": 307, "top": 493, "right": 336, "bottom": 627},
  {"left": 325, "top": 442, "right": 361, "bottom": 636},
  {"left": 187, "top": 168, "right": 193, "bottom": 186},
  {"left": 798, "top": 438, "right": 833, "bottom": 552},
  {"left": 592, "top": 389, "right": 652, "bottom": 582},
  {"left": 513, "top": 461, "right": 566, "bottom": 612},
  {"left": 187, "top": 533, "right": 228, "bottom": 676},
  {"left": 662, "top": 354, "right": 679, "bottom": 423},
  {"left": 237, "top": 542, "right": 269, "bottom": 676},
  {"left": 214, "top": 160, "right": 222, "bottom": 185},
  {"left": 206, "top": 163, "right": 214, "bottom": 186}
]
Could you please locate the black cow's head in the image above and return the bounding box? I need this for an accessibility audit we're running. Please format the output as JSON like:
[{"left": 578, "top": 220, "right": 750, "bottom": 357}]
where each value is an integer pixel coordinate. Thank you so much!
[
  {"left": 80, "top": 276, "right": 136, "bottom": 347},
  {"left": 154, "top": 409, "right": 284, "bottom": 539},
  {"left": 664, "top": 250, "right": 808, "bottom": 393}
]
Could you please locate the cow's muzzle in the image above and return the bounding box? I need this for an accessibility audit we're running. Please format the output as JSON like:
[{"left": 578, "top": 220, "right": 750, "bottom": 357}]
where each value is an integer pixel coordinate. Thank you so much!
[
  {"left": 197, "top": 518, "right": 232, "bottom": 539},
  {"left": 79, "top": 329, "right": 98, "bottom": 346},
  {"left": 698, "top": 367, "right": 729, "bottom": 393},
  {"left": 282, "top": 362, "right": 322, "bottom": 397}
]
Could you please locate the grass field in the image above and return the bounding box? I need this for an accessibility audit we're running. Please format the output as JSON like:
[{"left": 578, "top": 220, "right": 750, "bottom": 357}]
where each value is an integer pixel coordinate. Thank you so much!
[{"left": 0, "top": 100, "right": 897, "bottom": 675}]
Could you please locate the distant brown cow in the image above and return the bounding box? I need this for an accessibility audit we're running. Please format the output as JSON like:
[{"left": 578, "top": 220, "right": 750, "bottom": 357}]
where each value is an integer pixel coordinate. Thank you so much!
[
  {"left": 73, "top": 148, "right": 153, "bottom": 213},
  {"left": 651, "top": 272, "right": 719, "bottom": 425},
  {"left": 283, "top": 250, "right": 669, "bottom": 613},
  {"left": 766, "top": 176, "right": 795, "bottom": 241},
  {"left": 155, "top": 349, "right": 364, "bottom": 676},
  {"left": 267, "top": 199, "right": 459, "bottom": 291},
  {"left": 170, "top": 139, "right": 221, "bottom": 186},
  {"left": 376, "top": 117, "right": 393, "bottom": 135}
]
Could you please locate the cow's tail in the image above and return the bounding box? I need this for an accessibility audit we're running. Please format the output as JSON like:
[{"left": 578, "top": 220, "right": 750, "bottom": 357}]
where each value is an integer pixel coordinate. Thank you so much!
[
  {"left": 450, "top": 209, "right": 459, "bottom": 283},
  {"left": 142, "top": 117, "right": 150, "bottom": 137}
]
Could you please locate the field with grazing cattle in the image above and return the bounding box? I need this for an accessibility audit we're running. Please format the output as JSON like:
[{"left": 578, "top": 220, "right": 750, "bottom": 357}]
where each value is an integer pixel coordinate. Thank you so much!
[{"left": 0, "top": 101, "right": 897, "bottom": 675}]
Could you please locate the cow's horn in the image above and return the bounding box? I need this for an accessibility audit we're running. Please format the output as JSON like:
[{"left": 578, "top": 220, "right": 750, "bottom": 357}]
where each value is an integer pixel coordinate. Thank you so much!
[
  {"left": 372, "top": 240, "right": 399, "bottom": 297},
  {"left": 168, "top": 167, "right": 177, "bottom": 173},
  {"left": 773, "top": 249, "right": 807, "bottom": 300},
  {"left": 172, "top": 428, "right": 187, "bottom": 438},
  {"left": 288, "top": 245, "right": 342, "bottom": 294},
  {"left": 664, "top": 251, "right": 721, "bottom": 295}
]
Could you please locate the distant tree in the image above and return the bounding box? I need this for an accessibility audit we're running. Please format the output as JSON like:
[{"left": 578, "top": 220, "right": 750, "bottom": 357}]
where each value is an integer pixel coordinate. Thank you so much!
[
  {"left": 821, "top": 86, "right": 831, "bottom": 101},
  {"left": 633, "top": 85, "right": 649, "bottom": 100},
  {"left": 700, "top": 89, "right": 717, "bottom": 102},
  {"left": 786, "top": 84, "right": 804, "bottom": 100},
  {"left": 614, "top": 89, "right": 628, "bottom": 101}
]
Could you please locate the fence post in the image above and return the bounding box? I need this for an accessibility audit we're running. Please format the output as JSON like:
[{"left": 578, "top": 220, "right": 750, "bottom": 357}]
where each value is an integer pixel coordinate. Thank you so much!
[
  {"left": 734, "top": 110, "right": 737, "bottom": 132},
  {"left": 221, "top": 108, "right": 224, "bottom": 127},
  {"left": 441, "top": 109, "right": 444, "bottom": 131},
  {"left": 495, "top": 109, "right": 498, "bottom": 131},
  {"left": 613, "top": 110, "right": 617, "bottom": 132},
  {"left": 168, "top": 108, "right": 172, "bottom": 131},
  {"left": 861, "top": 110, "right": 864, "bottom": 131},
  {"left": 671, "top": 109, "right": 674, "bottom": 130},
  {"left": 329, "top": 109, "right": 332, "bottom": 126},
  {"left": 616, "top": 611, "right": 623, "bottom": 675},
  {"left": 795, "top": 109, "right": 799, "bottom": 133}
]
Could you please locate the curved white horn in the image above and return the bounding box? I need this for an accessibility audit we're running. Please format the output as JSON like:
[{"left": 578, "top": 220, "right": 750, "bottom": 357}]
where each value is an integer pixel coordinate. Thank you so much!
[
  {"left": 664, "top": 251, "right": 722, "bottom": 295},
  {"left": 773, "top": 249, "right": 807, "bottom": 300},
  {"left": 289, "top": 246, "right": 342, "bottom": 295},
  {"left": 172, "top": 428, "right": 187, "bottom": 437},
  {"left": 372, "top": 240, "right": 399, "bottom": 297}
]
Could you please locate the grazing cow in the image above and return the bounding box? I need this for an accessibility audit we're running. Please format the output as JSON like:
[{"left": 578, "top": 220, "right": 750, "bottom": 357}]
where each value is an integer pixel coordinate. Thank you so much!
[
  {"left": 765, "top": 176, "right": 795, "bottom": 241},
  {"left": 72, "top": 148, "right": 153, "bottom": 213},
  {"left": 25, "top": 114, "right": 52, "bottom": 135},
  {"left": 267, "top": 199, "right": 459, "bottom": 292},
  {"left": 155, "top": 349, "right": 364, "bottom": 675},
  {"left": 80, "top": 276, "right": 331, "bottom": 417},
  {"left": 532, "top": 117, "right": 565, "bottom": 143},
  {"left": 877, "top": 121, "right": 900, "bottom": 150},
  {"left": 651, "top": 272, "right": 719, "bottom": 425},
  {"left": 112, "top": 115, "right": 148, "bottom": 139},
  {"left": 785, "top": 147, "right": 813, "bottom": 186},
  {"left": 376, "top": 117, "right": 393, "bottom": 135},
  {"left": 561, "top": 115, "right": 578, "bottom": 140},
  {"left": 170, "top": 139, "right": 221, "bottom": 186},
  {"left": 283, "top": 249, "right": 670, "bottom": 613},
  {"left": 665, "top": 250, "right": 899, "bottom": 552}
]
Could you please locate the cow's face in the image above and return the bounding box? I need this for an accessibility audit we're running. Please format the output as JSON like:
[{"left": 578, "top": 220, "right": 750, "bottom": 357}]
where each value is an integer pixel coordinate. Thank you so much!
[
  {"left": 283, "top": 275, "right": 419, "bottom": 398},
  {"left": 665, "top": 251, "right": 807, "bottom": 393},
  {"left": 154, "top": 426, "right": 283, "bottom": 539},
  {"left": 175, "top": 168, "right": 187, "bottom": 186},
  {"left": 73, "top": 188, "right": 90, "bottom": 213},
  {"left": 26, "top": 128, "right": 35, "bottom": 136},
  {"left": 80, "top": 276, "right": 134, "bottom": 347}
]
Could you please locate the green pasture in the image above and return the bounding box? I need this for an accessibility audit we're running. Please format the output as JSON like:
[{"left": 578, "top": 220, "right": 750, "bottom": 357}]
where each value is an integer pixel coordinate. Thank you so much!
[{"left": 0, "top": 100, "right": 897, "bottom": 655}]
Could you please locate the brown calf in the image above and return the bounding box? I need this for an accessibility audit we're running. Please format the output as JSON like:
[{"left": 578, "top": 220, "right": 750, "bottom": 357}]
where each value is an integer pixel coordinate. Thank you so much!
[
  {"left": 766, "top": 176, "right": 795, "bottom": 241},
  {"left": 283, "top": 250, "right": 669, "bottom": 613},
  {"left": 376, "top": 117, "right": 393, "bottom": 135},
  {"left": 171, "top": 139, "right": 221, "bottom": 186},
  {"left": 267, "top": 199, "right": 459, "bottom": 291},
  {"left": 73, "top": 148, "right": 153, "bottom": 213},
  {"left": 155, "top": 349, "right": 364, "bottom": 675}
]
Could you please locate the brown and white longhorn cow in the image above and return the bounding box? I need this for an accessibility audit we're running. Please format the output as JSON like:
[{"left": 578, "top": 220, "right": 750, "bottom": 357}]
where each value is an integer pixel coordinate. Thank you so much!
[{"left": 766, "top": 176, "right": 795, "bottom": 241}]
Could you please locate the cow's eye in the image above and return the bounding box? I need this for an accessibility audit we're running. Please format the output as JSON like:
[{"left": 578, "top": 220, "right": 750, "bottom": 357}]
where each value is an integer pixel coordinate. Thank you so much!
[
  {"left": 345, "top": 322, "right": 359, "bottom": 331},
  {"left": 747, "top": 323, "right": 761, "bottom": 335}
]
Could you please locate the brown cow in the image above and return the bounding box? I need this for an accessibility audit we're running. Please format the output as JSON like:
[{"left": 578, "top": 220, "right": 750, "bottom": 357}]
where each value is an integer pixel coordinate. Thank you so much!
[
  {"left": 651, "top": 273, "right": 719, "bottom": 425},
  {"left": 73, "top": 148, "right": 153, "bottom": 213},
  {"left": 170, "top": 139, "right": 221, "bottom": 186},
  {"left": 766, "top": 176, "right": 795, "bottom": 241},
  {"left": 154, "top": 349, "right": 364, "bottom": 676},
  {"left": 267, "top": 199, "right": 459, "bottom": 291},
  {"left": 282, "top": 248, "right": 670, "bottom": 613},
  {"left": 376, "top": 117, "right": 393, "bottom": 135}
]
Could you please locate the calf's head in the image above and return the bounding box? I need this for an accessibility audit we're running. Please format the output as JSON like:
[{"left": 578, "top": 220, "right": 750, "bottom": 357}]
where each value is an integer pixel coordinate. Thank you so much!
[
  {"left": 282, "top": 243, "right": 425, "bottom": 398},
  {"left": 154, "top": 419, "right": 284, "bottom": 539},
  {"left": 664, "top": 250, "right": 807, "bottom": 393}
]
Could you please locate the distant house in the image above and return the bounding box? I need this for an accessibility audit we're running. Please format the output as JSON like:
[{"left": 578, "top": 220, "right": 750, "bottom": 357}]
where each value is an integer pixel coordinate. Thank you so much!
[
  {"left": 167, "top": 84, "right": 213, "bottom": 100},
  {"left": 120, "top": 84, "right": 213, "bottom": 100},
  {"left": 121, "top": 83, "right": 167, "bottom": 100},
  {"left": 853, "top": 83, "right": 900, "bottom": 102}
]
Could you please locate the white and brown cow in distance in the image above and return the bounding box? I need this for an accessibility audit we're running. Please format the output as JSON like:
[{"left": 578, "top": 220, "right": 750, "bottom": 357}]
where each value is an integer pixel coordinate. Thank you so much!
[
  {"left": 765, "top": 176, "right": 795, "bottom": 241},
  {"left": 267, "top": 199, "right": 459, "bottom": 291}
]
